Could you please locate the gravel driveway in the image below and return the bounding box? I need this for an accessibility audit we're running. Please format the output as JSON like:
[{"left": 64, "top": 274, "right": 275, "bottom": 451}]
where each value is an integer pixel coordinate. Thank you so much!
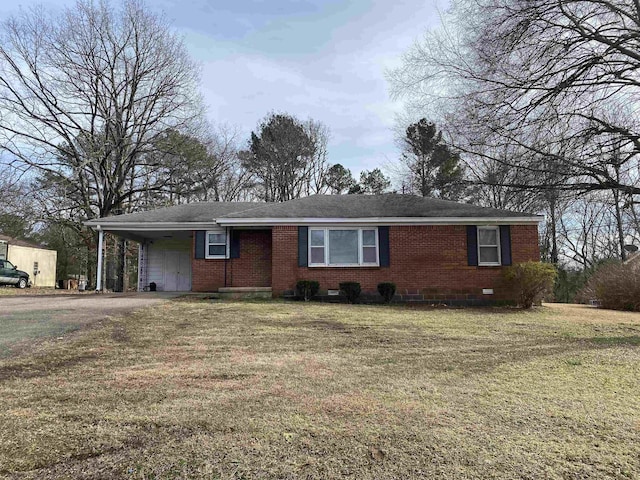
[{"left": 0, "top": 292, "right": 180, "bottom": 357}]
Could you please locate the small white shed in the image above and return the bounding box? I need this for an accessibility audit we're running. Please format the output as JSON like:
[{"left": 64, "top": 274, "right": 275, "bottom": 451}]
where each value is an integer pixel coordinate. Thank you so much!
[{"left": 0, "top": 234, "right": 58, "bottom": 287}]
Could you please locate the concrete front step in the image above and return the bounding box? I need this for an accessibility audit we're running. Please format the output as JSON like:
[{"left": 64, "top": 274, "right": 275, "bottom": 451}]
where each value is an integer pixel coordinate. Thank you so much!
[
  {"left": 215, "top": 286, "right": 272, "bottom": 299},
  {"left": 218, "top": 287, "right": 272, "bottom": 293}
]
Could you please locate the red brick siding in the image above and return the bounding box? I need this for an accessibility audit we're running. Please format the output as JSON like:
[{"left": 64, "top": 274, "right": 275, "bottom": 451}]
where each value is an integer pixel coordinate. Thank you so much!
[
  {"left": 510, "top": 224, "right": 540, "bottom": 263},
  {"left": 228, "top": 230, "right": 272, "bottom": 287},
  {"left": 271, "top": 224, "right": 540, "bottom": 300},
  {"left": 191, "top": 229, "right": 272, "bottom": 292}
]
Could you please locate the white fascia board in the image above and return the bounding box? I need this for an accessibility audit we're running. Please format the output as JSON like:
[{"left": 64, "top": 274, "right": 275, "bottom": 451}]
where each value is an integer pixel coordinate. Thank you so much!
[
  {"left": 83, "top": 221, "right": 216, "bottom": 231},
  {"left": 85, "top": 215, "right": 545, "bottom": 230},
  {"left": 215, "top": 216, "right": 545, "bottom": 226}
]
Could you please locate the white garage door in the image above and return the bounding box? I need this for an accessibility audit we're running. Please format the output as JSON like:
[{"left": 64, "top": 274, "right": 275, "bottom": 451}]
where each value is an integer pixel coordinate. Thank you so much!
[
  {"left": 146, "top": 240, "right": 192, "bottom": 292},
  {"left": 163, "top": 250, "right": 191, "bottom": 291}
]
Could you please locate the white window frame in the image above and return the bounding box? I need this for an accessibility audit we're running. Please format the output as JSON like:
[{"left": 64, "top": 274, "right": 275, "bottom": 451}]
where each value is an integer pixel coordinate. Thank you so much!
[
  {"left": 205, "top": 229, "right": 229, "bottom": 259},
  {"left": 308, "top": 227, "right": 379, "bottom": 267},
  {"left": 477, "top": 226, "right": 501, "bottom": 266}
]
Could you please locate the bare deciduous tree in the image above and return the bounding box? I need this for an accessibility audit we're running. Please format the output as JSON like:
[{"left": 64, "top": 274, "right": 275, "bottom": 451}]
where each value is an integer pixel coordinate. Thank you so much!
[
  {"left": 390, "top": 0, "right": 640, "bottom": 197},
  {"left": 304, "top": 119, "right": 331, "bottom": 195},
  {"left": 390, "top": 0, "right": 640, "bottom": 268},
  {"left": 559, "top": 196, "right": 624, "bottom": 268},
  {"left": 204, "top": 126, "right": 256, "bottom": 202},
  {"left": 0, "top": 0, "right": 202, "bottom": 291},
  {"left": 0, "top": 0, "right": 202, "bottom": 219},
  {"left": 143, "top": 125, "right": 253, "bottom": 206}
]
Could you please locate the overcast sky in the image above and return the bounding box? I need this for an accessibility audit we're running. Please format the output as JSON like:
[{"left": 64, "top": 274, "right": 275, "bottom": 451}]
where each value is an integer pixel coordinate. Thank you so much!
[{"left": 0, "top": 0, "right": 448, "bottom": 176}]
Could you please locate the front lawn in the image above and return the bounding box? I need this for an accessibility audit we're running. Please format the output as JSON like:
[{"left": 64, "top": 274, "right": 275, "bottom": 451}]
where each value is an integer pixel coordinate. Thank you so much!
[
  {"left": 0, "top": 309, "right": 80, "bottom": 358},
  {"left": 1, "top": 301, "right": 639, "bottom": 478},
  {"left": 0, "top": 287, "right": 89, "bottom": 296}
]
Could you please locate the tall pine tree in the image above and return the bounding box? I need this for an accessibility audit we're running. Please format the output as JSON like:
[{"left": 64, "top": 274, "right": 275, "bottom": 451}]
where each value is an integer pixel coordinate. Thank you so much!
[{"left": 401, "top": 119, "right": 465, "bottom": 200}]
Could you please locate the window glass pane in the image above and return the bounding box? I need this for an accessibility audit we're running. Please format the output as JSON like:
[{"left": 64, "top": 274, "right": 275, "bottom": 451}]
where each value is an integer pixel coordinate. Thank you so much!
[
  {"left": 329, "top": 230, "right": 358, "bottom": 264},
  {"left": 478, "top": 228, "right": 497, "bottom": 246},
  {"left": 479, "top": 246, "right": 499, "bottom": 264},
  {"left": 208, "top": 244, "right": 226, "bottom": 256},
  {"left": 310, "top": 230, "right": 325, "bottom": 246},
  {"left": 362, "top": 246, "right": 377, "bottom": 263},
  {"left": 362, "top": 229, "right": 376, "bottom": 246},
  {"left": 208, "top": 233, "right": 226, "bottom": 244},
  {"left": 310, "top": 247, "right": 325, "bottom": 264}
]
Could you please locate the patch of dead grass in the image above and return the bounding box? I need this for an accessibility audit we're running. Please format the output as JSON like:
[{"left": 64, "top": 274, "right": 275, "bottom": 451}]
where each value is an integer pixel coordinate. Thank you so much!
[
  {"left": 0, "top": 287, "right": 90, "bottom": 297},
  {"left": 0, "top": 300, "right": 639, "bottom": 478}
]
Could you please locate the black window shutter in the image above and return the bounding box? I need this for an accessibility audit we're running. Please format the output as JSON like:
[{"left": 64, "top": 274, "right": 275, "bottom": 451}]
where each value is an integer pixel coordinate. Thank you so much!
[
  {"left": 195, "top": 231, "right": 206, "bottom": 259},
  {"left": 298, "top": 226, "right": 308, "bottom": 267},
  {"left": 230, "top": 229, "right": 241, "bottom": 258},
  {"left": 500, "top": 225, "right": 512, "bottom": 266},
  {"left": 378, "top": 226, "right": 390, "bottom": 267},
  {"left": 467, "top": 225, "right": 478, "bottom": 266}
]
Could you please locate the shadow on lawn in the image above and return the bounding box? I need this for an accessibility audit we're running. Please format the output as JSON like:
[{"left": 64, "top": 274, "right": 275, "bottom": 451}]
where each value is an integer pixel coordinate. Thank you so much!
[
  {"left": 255, "top": 313, "right": 639, "bottom": 375},
  {"left": 588, "top": 335, "right": 640, "bottom": 346},
  {"left": 2, "top": 302, "right": 638, "bottom": 384},
  {"left": 0, "top": 351, "right": 99, "bottom": 381}
]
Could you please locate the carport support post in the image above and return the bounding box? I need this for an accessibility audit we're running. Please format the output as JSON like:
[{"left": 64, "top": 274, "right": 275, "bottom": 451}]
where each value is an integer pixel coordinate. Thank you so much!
[{"left": 96, "top": 227, "right": 104, "bottom": 292}]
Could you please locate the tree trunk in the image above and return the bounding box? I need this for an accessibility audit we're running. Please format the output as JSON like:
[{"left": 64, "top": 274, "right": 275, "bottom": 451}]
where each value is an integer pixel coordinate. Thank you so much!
[
  {"left": 549, "top": 195, "right": 559, "bottom": 264},
  {"left": 117, "top": 237, "right": 127, "bottom": 292},
  {"left": 86, "top": 245, "right": 94, "bottom": 291},
  {"left": 613, "top": 189, "right": 627, "bottom": 261}
]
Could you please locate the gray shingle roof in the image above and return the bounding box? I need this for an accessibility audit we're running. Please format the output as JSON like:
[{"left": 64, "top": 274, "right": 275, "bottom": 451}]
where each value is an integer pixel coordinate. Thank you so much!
[
  {"left": 219, "top": 194, "right": 539, "bottom": 219},
  {"left": 88, "top": 202, "right": 259, "bottom": 224},
  {"left": 86, "top": 194, "right": 540, "bottom": 225}
]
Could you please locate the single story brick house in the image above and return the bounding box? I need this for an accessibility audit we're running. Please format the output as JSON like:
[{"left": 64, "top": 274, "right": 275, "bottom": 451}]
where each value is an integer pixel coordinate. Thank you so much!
[{"left": 85, "top": 194, "right": 543, "bottom": 303}]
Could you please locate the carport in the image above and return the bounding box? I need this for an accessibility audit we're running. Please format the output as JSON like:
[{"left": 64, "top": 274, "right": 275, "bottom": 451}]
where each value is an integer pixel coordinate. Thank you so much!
[
  {"left": 87, "top": 223, "right": 200, "bottom": 293},
  {"left": 84, "top": 202, "right": 260, "bottom": 292}
]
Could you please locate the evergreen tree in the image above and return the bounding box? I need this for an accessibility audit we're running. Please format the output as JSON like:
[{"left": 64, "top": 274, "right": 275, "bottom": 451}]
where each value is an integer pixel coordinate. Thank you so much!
[{"left": 401, "top": 119, "right": 465, "bottom": 200}]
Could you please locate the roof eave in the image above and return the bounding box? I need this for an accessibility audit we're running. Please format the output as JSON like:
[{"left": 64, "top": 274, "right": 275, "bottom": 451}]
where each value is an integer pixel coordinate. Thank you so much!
[
  {"left": 84, "top": 221, "right": 217, "bottom": 231},
  {"left": 215, "top": 216, "right": 545, "bottom": 226},
  {"left": 84, "top": 216, "right": 544, "bottom": 230}
]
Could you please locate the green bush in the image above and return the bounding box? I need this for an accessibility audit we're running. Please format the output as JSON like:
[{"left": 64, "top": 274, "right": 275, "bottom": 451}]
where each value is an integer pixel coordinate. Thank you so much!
[
  {"left": 339, "top": 282, "right": 361, "bottom": 304},
  {"left": 377, "top": 282, "right": 396, "bottom": 303},
  {"left": 578, "top": 262, "right": 640, "bottom": 311},
  {"left": 503, "top": 261, "right": 557, "bottom": 309},
  {"left": 295, "top": 280, "right": 320, "bottom": 301}
]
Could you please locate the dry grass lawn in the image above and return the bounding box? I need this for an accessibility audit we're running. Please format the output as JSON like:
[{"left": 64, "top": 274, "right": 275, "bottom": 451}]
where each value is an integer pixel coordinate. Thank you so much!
[
  {"left": 0, "top": 300, "right": 639, "bottom": 479},
  {"left": 0, "top": 287, "right": 89, "bottom": 296}
]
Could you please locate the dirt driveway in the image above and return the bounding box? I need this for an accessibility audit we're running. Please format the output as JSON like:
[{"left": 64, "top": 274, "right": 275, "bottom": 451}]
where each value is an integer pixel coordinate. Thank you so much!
[{"left": 0, "top": 292, "right": 180, "bottom": 357}]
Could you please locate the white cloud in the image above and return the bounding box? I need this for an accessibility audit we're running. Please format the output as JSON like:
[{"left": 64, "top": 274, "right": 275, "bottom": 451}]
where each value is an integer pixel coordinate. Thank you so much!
[{"left": 3, "top": 0, "right": 450, "bottom": 176}]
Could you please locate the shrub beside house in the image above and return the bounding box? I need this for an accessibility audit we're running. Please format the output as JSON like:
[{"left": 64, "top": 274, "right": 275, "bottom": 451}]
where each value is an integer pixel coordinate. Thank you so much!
[{"left": 580, "top": 260, "right": 640, "bottom": 312}]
